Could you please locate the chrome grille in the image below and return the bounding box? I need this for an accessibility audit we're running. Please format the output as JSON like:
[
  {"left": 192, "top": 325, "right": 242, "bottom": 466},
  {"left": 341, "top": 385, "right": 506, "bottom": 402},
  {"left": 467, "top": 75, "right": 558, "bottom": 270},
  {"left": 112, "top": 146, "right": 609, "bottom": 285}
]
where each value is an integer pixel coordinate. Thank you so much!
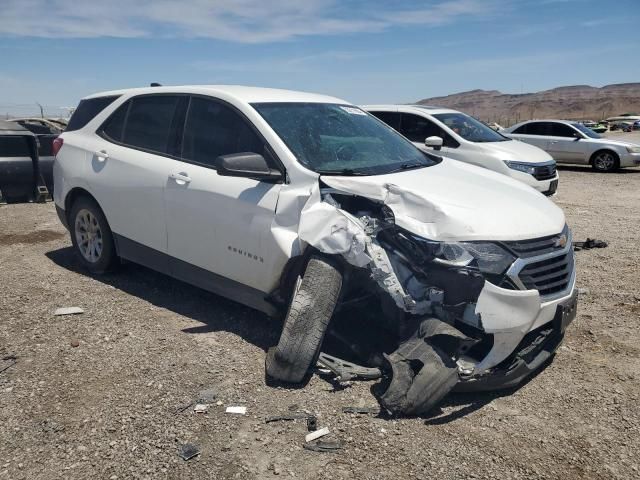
[
  {"left": 504, "top": 225, "right": 568, "bottom": 258},
  {"left": 518, "top": 251, "right": 574, "bottom": 296},
  {"left": 503, "top": 226, "right": 575, "bottom": 299},
  {"left": 533, "top": 163, "right": 557, "bottom": 181}
]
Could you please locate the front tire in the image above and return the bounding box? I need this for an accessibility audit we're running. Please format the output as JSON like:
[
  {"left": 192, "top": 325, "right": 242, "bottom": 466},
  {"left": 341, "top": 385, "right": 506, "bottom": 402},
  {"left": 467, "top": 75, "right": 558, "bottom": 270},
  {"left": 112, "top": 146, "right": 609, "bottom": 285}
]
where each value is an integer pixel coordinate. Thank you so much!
[
  {"left": 591, "top": 150, "right": 619, "bottom": 172},
  {"left": 69, "top": 196, "right": 118, "bottom": 274},
  {"left": 265, "top": 255, "right": 343, "bottom": 384}
]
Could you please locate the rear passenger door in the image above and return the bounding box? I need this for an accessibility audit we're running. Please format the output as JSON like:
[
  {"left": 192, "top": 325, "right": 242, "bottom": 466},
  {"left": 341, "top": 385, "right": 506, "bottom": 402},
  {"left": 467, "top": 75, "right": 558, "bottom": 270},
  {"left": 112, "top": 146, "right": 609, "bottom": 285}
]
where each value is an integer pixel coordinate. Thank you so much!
[
  {"left": 91, "top": 94, "right": 185, "bottom": 267},
  {"left": 163, "top": 96, "right": 284, "bottom": 294},
  {"left": 509, "top": 122, "right": 552, "bottom": 151}
]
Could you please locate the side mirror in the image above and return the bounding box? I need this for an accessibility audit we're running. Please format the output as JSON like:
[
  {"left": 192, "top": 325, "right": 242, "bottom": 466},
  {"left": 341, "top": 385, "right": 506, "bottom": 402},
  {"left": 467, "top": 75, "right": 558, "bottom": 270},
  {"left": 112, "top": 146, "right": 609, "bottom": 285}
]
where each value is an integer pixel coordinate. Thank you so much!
[
  {"left": 215, "top": 153, "right": 283, "bottom": 182},
  {"left": 425, "top": 136, "right": 444, "bottom": 151}
]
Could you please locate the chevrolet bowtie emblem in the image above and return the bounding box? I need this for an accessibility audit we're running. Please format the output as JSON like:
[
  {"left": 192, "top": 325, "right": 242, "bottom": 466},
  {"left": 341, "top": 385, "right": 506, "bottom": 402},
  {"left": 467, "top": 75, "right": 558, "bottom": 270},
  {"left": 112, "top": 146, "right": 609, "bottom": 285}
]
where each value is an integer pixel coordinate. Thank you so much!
[{"left": 554, "top": 234, "right": 567, "bottom": 248}]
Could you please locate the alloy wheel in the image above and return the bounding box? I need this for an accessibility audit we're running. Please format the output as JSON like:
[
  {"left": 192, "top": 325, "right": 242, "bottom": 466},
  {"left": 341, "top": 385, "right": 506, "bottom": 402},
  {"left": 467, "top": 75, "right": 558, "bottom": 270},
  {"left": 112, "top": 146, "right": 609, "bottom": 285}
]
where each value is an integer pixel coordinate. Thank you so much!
[
  {"left": 74, "top": 209, "right": 103, "bottom": 263},
  {"left": 594, "top": 152, "right": 615, "bottom": 171}
]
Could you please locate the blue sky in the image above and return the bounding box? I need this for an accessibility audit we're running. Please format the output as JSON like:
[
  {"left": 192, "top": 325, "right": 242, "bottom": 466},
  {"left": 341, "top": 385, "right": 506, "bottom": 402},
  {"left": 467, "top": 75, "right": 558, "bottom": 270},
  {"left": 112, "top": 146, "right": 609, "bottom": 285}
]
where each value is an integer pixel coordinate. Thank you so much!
[{"left": 1, "top": 0, "right": 639, "bottom": 116}]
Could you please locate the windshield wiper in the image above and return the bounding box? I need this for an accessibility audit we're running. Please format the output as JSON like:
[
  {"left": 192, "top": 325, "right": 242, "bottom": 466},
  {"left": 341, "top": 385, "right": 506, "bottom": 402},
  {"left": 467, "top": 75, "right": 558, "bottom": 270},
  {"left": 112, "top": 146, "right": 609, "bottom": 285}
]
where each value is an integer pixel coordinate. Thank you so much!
[
  {"left": 386, "top": 162, "right": 428, "bottom": 173},
  {"left": 317, "top": 168, "right": 369, "bottom": 176}
]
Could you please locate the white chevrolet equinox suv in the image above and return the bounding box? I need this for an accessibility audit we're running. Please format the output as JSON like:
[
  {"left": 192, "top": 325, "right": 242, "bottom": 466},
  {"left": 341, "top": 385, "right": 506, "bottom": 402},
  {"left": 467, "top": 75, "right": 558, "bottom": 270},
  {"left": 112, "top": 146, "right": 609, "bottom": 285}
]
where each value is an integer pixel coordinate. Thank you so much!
[{"left": 53, "top": 85, "right": 577, "bottom": 414}]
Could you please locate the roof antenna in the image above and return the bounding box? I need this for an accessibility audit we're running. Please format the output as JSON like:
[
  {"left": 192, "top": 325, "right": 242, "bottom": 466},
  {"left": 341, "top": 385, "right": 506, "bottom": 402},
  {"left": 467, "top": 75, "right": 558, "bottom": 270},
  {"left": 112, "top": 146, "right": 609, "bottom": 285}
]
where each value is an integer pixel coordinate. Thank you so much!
[{"left": 150, "top": 82, "right": 162, "bottom": 87}]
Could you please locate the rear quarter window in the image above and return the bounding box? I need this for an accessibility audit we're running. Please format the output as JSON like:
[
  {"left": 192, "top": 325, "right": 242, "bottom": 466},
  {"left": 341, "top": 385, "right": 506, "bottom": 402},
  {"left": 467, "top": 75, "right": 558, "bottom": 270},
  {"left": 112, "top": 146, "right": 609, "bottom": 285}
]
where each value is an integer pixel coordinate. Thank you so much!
[{"left": 66, "top": 95, "right": 120, "bottom": 132}]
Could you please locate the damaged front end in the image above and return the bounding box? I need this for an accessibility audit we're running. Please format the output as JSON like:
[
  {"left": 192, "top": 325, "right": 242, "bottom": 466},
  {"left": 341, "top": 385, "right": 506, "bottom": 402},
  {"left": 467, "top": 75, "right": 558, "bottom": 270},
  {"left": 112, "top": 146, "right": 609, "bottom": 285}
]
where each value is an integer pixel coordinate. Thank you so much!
[{"left": 298, "top": 180, "right": 576, "bottom": 416}]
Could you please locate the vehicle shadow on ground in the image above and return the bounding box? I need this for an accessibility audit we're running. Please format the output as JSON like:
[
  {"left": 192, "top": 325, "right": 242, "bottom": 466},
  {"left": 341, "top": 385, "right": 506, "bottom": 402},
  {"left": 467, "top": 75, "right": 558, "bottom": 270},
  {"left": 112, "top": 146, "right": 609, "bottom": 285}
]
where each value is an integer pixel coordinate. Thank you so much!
[
  {"left": 557, "top": 165, "right": 640, "bottom": 174},
  {"left": 45, "top": 246, "right": 281, "bottom": 352}
]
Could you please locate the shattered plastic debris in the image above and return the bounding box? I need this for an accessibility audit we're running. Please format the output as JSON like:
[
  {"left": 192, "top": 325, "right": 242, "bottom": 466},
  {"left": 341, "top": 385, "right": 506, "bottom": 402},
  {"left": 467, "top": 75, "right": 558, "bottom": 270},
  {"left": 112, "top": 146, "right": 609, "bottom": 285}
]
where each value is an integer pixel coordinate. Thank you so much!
[
  {"left": 178, "top": 443, "right": 201, "bottom": 461},
  {"left": 380, "top": 317, "right": 475, "bottom": 416},
  {"left": 305, "top": 427, "right": 330, "bottom": 443},
  {"left": 225, "top": 406, "right": 247, "bottom": 415},
  {"left": 316, "top": 353, "right": 382, "bottom": 382},
  {"left": 197, "top": 388, "right": 218, "bottom": 404},
  {"left": 54, "top": 306, "right": 84, "bottom": 316}
]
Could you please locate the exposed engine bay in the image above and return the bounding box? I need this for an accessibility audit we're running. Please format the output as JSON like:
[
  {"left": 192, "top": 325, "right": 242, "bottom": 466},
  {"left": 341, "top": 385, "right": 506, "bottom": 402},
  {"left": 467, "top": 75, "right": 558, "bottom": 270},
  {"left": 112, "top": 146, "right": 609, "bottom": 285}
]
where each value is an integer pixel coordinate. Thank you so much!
[{"left": 287, "top": 180, "right": 577, "bottom": 416}]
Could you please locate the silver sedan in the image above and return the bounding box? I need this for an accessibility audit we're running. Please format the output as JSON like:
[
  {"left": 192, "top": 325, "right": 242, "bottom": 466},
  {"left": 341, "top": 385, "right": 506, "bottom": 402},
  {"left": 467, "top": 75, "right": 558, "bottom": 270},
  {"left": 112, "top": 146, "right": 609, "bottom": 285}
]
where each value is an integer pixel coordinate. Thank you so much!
[{"left": 503, "top": 120, "right": 640, "bottom": 172}]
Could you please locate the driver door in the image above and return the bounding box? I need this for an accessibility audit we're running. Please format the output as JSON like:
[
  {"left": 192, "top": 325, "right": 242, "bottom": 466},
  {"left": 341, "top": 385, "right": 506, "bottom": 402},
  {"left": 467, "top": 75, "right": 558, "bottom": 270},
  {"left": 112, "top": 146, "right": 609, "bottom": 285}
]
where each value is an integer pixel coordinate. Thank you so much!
[
  {"left": 399, "top": 113, "right": 461, "bottom": 160},
  {"left": 163, "top": 96, "right": 285, "bottom": 294}
]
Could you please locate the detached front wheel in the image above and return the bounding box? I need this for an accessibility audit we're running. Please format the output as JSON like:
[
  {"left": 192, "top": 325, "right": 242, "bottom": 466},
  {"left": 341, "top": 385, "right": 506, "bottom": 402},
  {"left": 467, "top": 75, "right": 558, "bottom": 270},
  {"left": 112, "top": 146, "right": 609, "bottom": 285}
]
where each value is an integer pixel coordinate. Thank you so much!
[{"left": 266, "top": 255, "right": 343, "bottom": 384}]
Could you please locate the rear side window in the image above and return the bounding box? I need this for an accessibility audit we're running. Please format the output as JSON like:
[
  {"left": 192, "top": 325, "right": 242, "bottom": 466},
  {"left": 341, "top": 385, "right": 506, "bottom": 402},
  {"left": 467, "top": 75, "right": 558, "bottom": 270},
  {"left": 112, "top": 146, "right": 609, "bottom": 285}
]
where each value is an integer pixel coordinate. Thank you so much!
[
  {"left": 66, "top": 96, "right": 120, "bottom": 131},
  {"left": 122, "top": 96, "right": 180, "bottom": 154},
  {"left": 516, "top": 122, "right": 551, "bottom": 136},
  {"left": 100, "top": 101, "right": 130, "bottom": 142},
  {"left": 181, "top": 97, "right": 264, "bottom": 167},
  {"left": 371, "top": 111, "right": 401, "bottom": 131},
  {"left": 0, "top": 136, "right": 31, "bottom": 157}
]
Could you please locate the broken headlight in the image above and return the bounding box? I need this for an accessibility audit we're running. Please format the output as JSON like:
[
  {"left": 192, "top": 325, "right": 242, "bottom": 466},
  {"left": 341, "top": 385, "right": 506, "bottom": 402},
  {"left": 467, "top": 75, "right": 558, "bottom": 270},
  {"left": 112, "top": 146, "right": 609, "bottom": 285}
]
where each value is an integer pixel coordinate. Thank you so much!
[
  {"left": 406, "top": 237, "right": 515, "bottom": 275},
  {"left": 433, "top": 241, "right": 515, "bottom": 274}
]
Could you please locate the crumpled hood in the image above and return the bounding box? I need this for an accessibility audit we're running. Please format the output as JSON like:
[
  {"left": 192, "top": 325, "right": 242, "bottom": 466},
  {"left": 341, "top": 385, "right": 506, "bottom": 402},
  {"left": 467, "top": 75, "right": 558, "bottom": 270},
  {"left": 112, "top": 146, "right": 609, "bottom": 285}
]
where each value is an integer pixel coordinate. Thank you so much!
[
  {"left": 480, "top": 139, "right": 553, "bottom": 163},
  {"left": 321, "top": 159, "right": 566, "bottom": 242}
]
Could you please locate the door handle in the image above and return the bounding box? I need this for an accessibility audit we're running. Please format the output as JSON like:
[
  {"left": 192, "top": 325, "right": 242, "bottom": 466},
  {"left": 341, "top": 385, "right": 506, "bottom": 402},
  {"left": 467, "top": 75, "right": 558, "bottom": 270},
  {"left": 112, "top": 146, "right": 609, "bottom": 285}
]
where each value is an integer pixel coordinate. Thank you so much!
[
  {"left": 169, "top": 172, "right": 192, "bottom": 184},
  {"left": 549, "top": 141, "right": 559, "bottom": 144},
  {"left": 95, "top": 150, "right": 109, "bottom": 162}
]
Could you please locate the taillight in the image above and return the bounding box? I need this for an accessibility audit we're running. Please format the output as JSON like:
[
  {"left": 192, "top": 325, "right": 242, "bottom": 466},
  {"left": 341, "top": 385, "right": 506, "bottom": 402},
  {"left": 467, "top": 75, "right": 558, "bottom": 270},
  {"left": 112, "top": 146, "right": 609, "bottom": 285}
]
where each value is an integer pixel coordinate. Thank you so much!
[{"left": 52, "top": 137, "right": 64, "bottom": 157}]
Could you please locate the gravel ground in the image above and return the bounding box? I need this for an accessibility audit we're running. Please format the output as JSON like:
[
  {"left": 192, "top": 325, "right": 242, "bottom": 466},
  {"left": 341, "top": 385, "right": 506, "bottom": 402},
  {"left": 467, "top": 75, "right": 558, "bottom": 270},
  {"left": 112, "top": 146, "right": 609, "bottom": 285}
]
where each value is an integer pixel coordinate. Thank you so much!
[{"left": 1, "top": 165, "right": 639, "bottom": 480}]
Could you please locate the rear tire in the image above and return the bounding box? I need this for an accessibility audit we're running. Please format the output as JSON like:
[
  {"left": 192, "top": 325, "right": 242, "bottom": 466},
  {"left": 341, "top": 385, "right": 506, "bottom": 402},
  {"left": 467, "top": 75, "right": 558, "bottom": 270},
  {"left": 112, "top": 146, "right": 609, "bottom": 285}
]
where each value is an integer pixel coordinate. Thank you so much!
[
  {"left": 69, "top": 196, "right": 118, "bottom": 274},
  {"left": 591, "top": 150, "right": 619, "bottom": 172},
  {"left": 265, "top": 255, "right": 343, "bottom": 384}
]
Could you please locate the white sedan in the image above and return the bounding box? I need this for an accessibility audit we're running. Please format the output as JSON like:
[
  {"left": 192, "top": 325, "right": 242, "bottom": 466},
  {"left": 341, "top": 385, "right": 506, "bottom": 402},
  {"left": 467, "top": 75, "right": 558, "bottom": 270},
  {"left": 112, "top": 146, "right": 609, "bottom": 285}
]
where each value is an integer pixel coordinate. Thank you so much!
[{"left": 503, "top": 119, "right": 640, "bottom": 172}]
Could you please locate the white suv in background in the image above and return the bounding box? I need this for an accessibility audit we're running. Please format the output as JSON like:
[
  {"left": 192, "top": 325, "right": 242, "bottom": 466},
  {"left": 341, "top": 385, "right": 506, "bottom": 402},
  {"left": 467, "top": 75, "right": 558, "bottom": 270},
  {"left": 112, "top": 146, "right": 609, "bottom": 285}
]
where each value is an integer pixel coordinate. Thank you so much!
[
  {"left": 503, "top": 119, "right": 640, "bottom": 172},
  {"left": 364, "top": 105, "right": 559, "bottom": 195},
  {"left": 53, "top": 85, "right": 577, "bottom": 415}
]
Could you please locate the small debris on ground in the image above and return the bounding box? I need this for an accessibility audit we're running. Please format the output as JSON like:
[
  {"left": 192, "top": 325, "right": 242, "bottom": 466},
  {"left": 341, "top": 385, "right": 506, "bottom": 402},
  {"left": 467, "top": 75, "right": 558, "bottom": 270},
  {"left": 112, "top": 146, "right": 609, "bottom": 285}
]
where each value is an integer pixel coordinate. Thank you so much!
[
  {"left": 197, "top": 388, "right": 217, "bottom": 404},
  {"left": 306, "top": 416, "right": 317, "bottom": 432},
  {"left": 70, "top": 339, "right": 80, "bottom": 348},
  {"left": 0, "top": 355, "right": 17, "bottom": 374},
  {"left": 573, "top": 238, "right": 608, "bottom": 251},
  {"left": 54, "top": 306, "right": 85, "bottom": 316},
  {"left": 265, "top": 413, "right": 311, "bottom": 423},
  {"left": 178, "top": 443, "right": 201, "bottom": 461},
  {"left": 578, "top": 288, "right": 590, "bottom": 296},
  {"left": 225, "top": 406, "right": 247, "bottom": 415},
  {"left": 303, "top": 439, "right": 343, "bottom": 453},
  {"left": 193, "top": 404, "right": 208, "bottom": 414},
  {"left": 305, "top": 427, "right": 330, "bottom": 443},
  {"left": 342, "top": 406, "right": 380, "bottom": 415}
]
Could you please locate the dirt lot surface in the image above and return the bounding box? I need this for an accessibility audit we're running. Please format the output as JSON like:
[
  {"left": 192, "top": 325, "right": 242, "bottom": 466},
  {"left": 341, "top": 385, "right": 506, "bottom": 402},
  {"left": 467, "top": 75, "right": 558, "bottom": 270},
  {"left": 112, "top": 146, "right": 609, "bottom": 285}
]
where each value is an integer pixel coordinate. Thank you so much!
[{"left": 1, "top": 165, "right": 639, "bottom": 480}]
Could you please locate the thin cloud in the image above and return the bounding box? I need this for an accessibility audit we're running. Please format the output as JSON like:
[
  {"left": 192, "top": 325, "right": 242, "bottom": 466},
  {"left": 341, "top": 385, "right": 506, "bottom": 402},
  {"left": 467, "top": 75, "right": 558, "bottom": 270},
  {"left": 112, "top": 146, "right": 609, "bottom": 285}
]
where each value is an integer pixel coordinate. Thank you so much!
[{"left": 0, "top": 0, "right": 499, "bottom": 42}]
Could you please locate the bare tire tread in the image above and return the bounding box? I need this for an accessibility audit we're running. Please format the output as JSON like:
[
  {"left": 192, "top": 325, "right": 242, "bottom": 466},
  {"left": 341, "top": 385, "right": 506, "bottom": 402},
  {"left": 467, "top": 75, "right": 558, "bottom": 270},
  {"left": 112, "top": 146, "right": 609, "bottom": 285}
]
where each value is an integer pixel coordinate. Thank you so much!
[{"left": 266, "top": 256, "right": 342, "bottom": 383}]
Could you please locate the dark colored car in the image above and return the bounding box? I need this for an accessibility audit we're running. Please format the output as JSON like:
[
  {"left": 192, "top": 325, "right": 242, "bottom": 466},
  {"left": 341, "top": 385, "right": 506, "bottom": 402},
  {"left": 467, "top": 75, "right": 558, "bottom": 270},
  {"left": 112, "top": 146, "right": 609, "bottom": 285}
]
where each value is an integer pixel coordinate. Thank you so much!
[
  {"left": 10, "top": 118, "right": 64, "bottom": 194},
  {"left": 0, "top": 120, "right": 42, "bottom": 203}
]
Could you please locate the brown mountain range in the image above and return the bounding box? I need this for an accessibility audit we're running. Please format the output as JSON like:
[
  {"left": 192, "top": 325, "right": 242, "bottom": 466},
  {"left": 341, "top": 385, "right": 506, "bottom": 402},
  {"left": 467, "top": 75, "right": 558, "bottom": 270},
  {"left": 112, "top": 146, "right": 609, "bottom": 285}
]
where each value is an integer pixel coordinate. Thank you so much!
[{"left": 416, "top": 83, "right": 640, "bottom": 126}]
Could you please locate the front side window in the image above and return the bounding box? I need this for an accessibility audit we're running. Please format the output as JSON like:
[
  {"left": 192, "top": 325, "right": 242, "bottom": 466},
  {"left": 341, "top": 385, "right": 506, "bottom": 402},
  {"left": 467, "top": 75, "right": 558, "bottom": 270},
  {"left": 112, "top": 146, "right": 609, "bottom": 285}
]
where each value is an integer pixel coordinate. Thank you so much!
[
  {"left": 252, "top": 103, "right": 438, "bottom": 176},
  {"left": 181, "top": 97, "right": 264, "bottom": 167},
  {"left": 433, "top": 112, "right": 509, "bottom": 143},
  {"left": 550, "top": 122, "right": 579, "bottom": 138},
  {"left": 122, "top": 96, "right": 179, "bottom": 153},
  {"left": 401, "top": 114, "right": 446, "bottom": 142},
  {"left": 571, "top": 122, "right": 601, "bottom": 139},
  {"left": 517, "top": 122, "right": 550, "bottom": 136}
]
